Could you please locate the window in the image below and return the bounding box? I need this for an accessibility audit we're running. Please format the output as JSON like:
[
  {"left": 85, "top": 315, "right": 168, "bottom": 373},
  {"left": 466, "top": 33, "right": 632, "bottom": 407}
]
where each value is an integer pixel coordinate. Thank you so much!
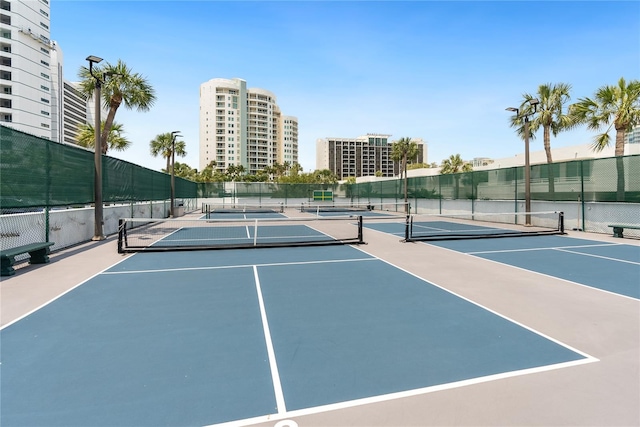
[
  {"left": 40, "top": 22, "right": 49, "bottom": 30},
  {"left": 40, "top": 9, "right": 49, "bottom": 17},
  {"left": 0, "top": 70, "right": 11, "bottom": 80},
  {"left": 0, "top": 56, "right": 9, "bottom": 66},
  {"left": 41, "top": 72, "right": 49, "bottom": 79},
  {"left": 40, "top": 85, "right": 49, "bottom": 91},
  {"left": 41, "top": 97, "right": 49, "bottom": 103},
  {"left": 41, "top": 110, "right": 49, "bottom": 116},
  {"left": 1, "top": 113, "right": 11, "bottom": 122},
  {"left": 41, "top": 47, "right": 49, "bottom": 54},
  {"left": 41, "top": 60, "right": 49, "bottom": 66},
  {"left": 41, "top": 123, "right": 50, "bottom": 128},
  {"left": 0, "top": 1, "right": 9, "bottom": 11},
  {"left": 0, "top": 98, "right": 11, "bottom": 108},
  {"left": 0, "top": 13, "right": 9, "bottom": 24}
]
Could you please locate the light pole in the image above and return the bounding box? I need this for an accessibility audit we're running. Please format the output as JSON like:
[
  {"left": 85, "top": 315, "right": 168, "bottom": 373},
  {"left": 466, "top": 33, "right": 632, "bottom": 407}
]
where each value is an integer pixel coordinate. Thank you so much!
[
  {"left": 506, "top": 98, "right": 539, "bottom": 225},
  {"left": 86, "top": 55, "right": 105, "bottom": 240},
  {"left": 170, "top": 131, "right": 181, "bottom": 217}
]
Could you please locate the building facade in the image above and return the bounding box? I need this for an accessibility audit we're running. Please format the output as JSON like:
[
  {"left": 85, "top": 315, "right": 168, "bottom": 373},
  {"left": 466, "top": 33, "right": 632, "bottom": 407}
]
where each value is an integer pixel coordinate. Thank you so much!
[
  {"left": 199, "top": 77, "right": 298, "bottom": 174},
  {"left": 0, "top": 0, "right": 54, "bottom": 139},
  {"left": 316, "top": 134, "right": 426, "bottom": 179}
]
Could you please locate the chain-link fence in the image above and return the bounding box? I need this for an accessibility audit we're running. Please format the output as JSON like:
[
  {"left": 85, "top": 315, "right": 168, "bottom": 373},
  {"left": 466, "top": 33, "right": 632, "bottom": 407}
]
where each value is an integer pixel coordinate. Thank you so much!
[
  {"left": 1, "top": 126, "right": 198, "bottom": 255},
  {"left": 2, "top": 125, "right": 639, "bottom": 257}
]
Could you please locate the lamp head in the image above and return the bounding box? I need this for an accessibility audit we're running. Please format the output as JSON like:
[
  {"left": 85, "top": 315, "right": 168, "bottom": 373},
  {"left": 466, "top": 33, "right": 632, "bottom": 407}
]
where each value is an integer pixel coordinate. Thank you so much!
[
  {"left": 86, "top": 55, "right": 103, "bottom": 64},
  {"left": 506, "top": 107, "right": 519, "bottom": 113}
]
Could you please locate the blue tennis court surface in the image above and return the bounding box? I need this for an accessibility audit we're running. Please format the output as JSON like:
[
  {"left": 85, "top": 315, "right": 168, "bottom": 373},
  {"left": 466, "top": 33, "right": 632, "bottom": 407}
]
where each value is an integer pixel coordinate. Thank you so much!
[
  {"left": 366, "top": 220, "right": 640, "bottom": 300},
  {"left": 150, "top": 224, "right": 331, "bottom": 247},
  {"left": 430, "top": 236, "right": 640, "bottom": 300},
  {"left": 1, "top": 243, "right": 594, "bottom": 426}
]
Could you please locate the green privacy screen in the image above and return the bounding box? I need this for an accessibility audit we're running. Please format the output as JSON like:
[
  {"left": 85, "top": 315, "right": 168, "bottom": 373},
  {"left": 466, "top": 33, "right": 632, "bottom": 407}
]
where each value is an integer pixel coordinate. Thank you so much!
[
  {"left": 0, "top": 125, "right": 197, "bottom": 209},
  {"left": 2, "top": 125, "right": 639, "bottom": 210}
]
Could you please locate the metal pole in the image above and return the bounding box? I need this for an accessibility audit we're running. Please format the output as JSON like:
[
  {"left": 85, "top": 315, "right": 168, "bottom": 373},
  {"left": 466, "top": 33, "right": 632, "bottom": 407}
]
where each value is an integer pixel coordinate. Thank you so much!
[
  {"left": 524, "top": 117, "right": 531, "bottom": 225},
  {"left": 92, "top": 79, "right": 104, "bottom": 240},
  {"left": 170, "top": 136, "right": 176, "bottom": 218}
]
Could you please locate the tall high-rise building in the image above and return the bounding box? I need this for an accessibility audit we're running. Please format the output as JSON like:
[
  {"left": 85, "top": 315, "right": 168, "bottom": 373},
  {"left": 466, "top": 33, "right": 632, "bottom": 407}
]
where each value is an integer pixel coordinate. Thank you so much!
[
  {"left": 199, "top": 77, "right": 298, "bottom": 174},
  {"left": 0, "top": 0, "right": 53, "bottom": 140},
  {"left": 62, "top": 80, "right": 88, "bottom": 145},
  {"left": 316, "top": 134, "right": 426, "bottom": 179}
]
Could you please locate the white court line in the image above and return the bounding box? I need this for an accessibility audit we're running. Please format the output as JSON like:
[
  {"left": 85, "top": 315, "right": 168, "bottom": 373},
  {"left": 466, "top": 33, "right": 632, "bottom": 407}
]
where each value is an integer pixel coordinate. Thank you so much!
[
  {"left": 253, "top": 265, "right": 287, "bottom": 414},
  {"left": 206, "top": 358, "right": 595, "bottom": 427},
  {"left": 0, "top": 251, "right": 135, "bottom": 330},
  {"left": 553, "top": 247, "right": 640, "bottom": 265},
  {"left": 468, "top": 242, "right": 622, "bottom": 255},
  {"left": 206, "top": 244, "right": 600, "bottom": 427},
  {"left": 433, "top": 243, "right": 640, "bottom": 302},
  {"left": 101, "top": 257, "right": 377, "bottom": 275}
]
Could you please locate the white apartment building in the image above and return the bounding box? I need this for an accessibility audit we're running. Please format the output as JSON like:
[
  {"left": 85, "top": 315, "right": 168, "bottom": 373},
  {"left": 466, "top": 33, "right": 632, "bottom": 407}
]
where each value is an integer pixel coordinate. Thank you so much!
[
  {"left": 62, "top": 80, "right": 88, "bottom": 145},
  {"left": 280, "top": 115, "right": 298, "bottom": 165},
  {"left": 0, "top": 0, "right": 54, "bottom": 140},
  {"left": 199, "top": 77, "right": 298, "bottom": 174},
  {"left": 316, "top": 134, "right": 426, "bottom": 179}
]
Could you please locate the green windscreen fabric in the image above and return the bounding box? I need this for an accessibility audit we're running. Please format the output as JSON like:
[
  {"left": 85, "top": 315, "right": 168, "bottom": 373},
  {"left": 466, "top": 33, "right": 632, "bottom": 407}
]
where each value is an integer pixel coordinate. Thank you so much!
[{"left": 0, "top": 126, "right": 196, "bottom": 209}]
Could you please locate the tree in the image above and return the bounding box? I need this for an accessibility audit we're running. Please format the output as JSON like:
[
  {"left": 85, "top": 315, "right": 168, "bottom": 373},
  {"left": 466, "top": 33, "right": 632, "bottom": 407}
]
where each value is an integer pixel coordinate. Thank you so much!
[
  {"left": 78, "top": 59, "right": 156, "bottom": 154},
  {"left": 150, "top": 132, "right": 187, "bottom": 173},
  {"left": 440, "top": 154, "right": 472, "bottom": 199},
  {"left": 225, "top": 164, "right": 246, "bottom": 181},
  {"left": 511, "top": 83, "right": 574, "bottom": 194},
  {"left": 391, "top": 137, "right": 419, "bottom": 211},
  {"left": 75, "top": 121, "right": 131, "bottom": 153},
  {"left": 570, "top": 77, "right": 640, "bottom": 200}
]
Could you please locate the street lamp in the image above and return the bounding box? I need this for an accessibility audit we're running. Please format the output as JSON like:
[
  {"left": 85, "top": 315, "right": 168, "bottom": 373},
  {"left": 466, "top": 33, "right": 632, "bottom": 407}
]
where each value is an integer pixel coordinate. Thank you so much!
[
  {"left": 506, "top": 98, "right": 539, "bottom": 225},
  {"left": 170, "top": 131, "right": 181, "bottom": 217},
  {"left": 86, "top": 55, "right": 104, "bottom": 240}
]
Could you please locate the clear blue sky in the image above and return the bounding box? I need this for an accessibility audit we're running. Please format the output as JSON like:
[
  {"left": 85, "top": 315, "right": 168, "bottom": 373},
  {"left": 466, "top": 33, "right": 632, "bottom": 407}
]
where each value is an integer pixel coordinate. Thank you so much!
[{"left": 52, "top": 1, "right": 640, "bottom": 173}]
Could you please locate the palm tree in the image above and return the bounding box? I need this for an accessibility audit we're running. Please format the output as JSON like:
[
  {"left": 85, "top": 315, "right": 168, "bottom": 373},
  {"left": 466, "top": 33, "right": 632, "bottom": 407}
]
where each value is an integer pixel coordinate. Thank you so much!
[
  {"left": 440, "top": 154, "right": 472, "bottom": 199},
  {"left": 570, "top": 77, "right": 640, "bottom": 200},
  {"left": 78, "top": 59, "right": 156, "bottom": 154},
  {"left": 75, "top": 121, "right": 131, "bottom": 153},
  {"left": 391, "top": 137, "right": 419, "bottom": 211},
  {"left": 511, "top": 83, "right": 574, "bottom": 194},
  {"left": 149, "top": 132, "right": 187, "bottom": 173}
]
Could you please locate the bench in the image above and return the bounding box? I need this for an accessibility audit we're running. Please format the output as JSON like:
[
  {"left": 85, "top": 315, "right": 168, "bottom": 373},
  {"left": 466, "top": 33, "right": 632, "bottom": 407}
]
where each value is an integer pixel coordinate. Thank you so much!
[
  {"left": 0, "top": 242, "right": 54, "bottom": 276},
  {"left": 608, "top": 224, "right": 640, "bottom": 238}
]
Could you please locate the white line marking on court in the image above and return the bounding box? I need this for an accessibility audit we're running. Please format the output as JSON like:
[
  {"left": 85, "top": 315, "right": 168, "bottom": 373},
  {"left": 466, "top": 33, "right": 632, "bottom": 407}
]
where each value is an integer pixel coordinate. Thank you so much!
[
  {"left": 245, "top": 225, "right": 250, "bottom": 239},
  {"left": 467, "top": 242, "right": 622, "bottom": 255},
  {"left": 429, "top": 242, "right": 640, "bottom": 302},
  {"left": 352, "top": 245, "right": 600, "bottom": 359},
  {"left": 101, "top": 257, "right": 376, "bottom": 275},
  {"left": 1, "top": 250, "right": 135, "bottom": 330},
  {"left": 552, "top": 248, "right": 640, "bottom": 265},
  {"left": 205, "top": 358, "right": 595, "bottom": 427},
  {"left": 253, "top": 265, "right": 287, "bottom": 415}
]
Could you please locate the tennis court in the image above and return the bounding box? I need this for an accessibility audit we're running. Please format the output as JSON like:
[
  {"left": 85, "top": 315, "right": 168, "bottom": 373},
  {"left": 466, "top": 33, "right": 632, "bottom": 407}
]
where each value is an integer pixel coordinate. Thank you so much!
[{"left": 1, "top": 209, "right": 638, "bottom": 426}]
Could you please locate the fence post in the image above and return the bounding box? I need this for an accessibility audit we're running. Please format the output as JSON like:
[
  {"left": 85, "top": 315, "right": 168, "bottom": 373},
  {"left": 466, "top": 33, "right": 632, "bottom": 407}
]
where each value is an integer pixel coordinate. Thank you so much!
[{"left": 580, "top": 160, "right": 586, "bottom": 231}]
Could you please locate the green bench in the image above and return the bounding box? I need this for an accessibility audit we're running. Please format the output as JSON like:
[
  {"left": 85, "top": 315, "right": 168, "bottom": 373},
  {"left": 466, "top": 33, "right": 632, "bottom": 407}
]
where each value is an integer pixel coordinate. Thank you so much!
[
  {"left": 608, "top": 224, "right": 640, "bottom": 238},
  {"left": 0, "top": 242, "right": 54, "bottom": 276}
]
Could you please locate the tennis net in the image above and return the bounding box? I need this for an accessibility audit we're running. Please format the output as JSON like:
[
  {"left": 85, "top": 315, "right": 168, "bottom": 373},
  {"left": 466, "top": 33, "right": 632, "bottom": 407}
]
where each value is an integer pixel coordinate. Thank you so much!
[
  {"left": 118, "top": 215, "right": 363, "bottom": 252},
  {"left": 202, "top": 202, "right": 284, "bottom": 215},
  {"left": 404, "top": 211, "right": 565, "bottom": 241},
  {"left": 300, "top": 201, "right": 410, "bottom": 214}
]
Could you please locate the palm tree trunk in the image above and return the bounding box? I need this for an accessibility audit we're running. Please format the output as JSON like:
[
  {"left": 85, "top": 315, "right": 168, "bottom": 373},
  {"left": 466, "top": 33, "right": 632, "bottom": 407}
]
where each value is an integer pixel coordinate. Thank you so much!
[
  {"left": 543, "top": 125, "right": 555, "bottom": 197},
  {"left": 100, "top": 105, "right": 119, "bottom": 154},
  {"left": 403, "top": 155, "right": 408, "bottom": 212},
  {"left": 615, "top": 127, "right": 626, "bottom": 201}
]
